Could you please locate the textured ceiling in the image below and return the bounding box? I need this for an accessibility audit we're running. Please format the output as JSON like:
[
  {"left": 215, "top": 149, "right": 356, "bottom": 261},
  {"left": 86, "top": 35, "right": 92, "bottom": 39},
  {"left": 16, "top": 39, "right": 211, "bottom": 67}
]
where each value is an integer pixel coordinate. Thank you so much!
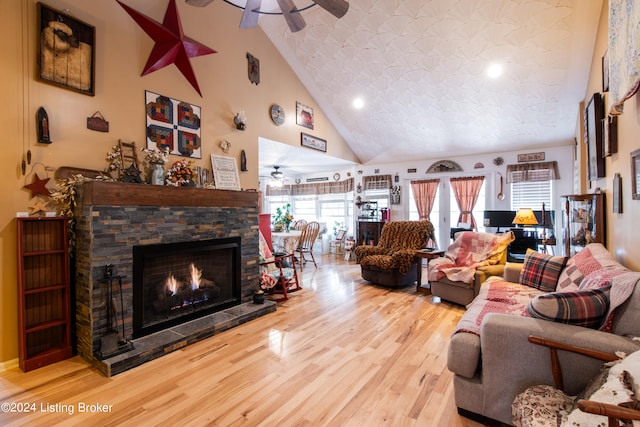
[{"left": 255, "top": 0, "right": 603, "bottom": 174}]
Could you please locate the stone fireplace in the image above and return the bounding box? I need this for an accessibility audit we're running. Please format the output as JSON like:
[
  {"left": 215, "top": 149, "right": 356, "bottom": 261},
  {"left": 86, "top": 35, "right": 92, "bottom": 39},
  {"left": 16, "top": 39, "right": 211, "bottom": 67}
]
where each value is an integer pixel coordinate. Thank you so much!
[{"left": 73, "top": 181, "right": 275, "bottom": 376}]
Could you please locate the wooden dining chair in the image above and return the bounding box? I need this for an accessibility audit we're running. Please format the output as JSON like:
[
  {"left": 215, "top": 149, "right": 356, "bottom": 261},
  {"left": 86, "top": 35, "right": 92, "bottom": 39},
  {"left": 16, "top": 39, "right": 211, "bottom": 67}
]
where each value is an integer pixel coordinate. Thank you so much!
[
  {"left": 332, "top": 228, "right": 348, "bottom": 255},
  {"left": 295, "top": 221, "right": 320, "bottom": 269},
  {"left": 293, "top": 219, "right": 308, "bottom": 230}
]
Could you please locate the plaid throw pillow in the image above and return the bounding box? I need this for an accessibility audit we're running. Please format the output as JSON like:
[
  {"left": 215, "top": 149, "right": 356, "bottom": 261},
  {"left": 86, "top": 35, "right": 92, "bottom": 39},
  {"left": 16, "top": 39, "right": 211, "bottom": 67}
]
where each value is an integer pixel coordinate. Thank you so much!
[
  {"left": 519, "top": 250, "right": 569, "bottom": 291},
  {"left": 527, "top": 286, "right": 611, "bottom": 329}
]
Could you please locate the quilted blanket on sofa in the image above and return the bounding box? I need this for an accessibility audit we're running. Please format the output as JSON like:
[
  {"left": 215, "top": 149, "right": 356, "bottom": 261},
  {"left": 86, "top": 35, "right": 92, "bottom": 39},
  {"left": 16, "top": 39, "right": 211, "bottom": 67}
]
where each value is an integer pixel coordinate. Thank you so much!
[
  {"left": 427, "top": 231, "right": 515, "bottom": 284},
  {"left": 453, "top": 278, "right": 541, "bottom": 336},
  {"left": 454, "top": 271, "right": 640, "bottom": 336}
]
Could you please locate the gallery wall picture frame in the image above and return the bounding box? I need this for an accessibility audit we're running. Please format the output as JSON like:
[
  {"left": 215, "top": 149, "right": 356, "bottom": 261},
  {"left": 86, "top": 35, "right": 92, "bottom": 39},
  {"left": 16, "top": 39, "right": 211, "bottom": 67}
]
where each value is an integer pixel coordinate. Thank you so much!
[
  {"left": 145, "top": 91, "right": 202, "bottom": 159},
  {"left": 246, "top": 52, "right": 260, "bottom": 85},
  {"left": 210, "top": 154, "right": 241, "bottom": 191},
  {"left": 602, "top": 48, "right": 609, "bottom": 92},
  {"left": 585, "top": 93, "right": 605, "bottom": 181},
  {"left": 631, "top": 149, "right": 640, "bottom": 200},
  {"left": 613, "top": 173, "right": 622, "bottom": 213},
  {"left": 301, "top": 132, "right": 326, "bottom": 152},
  {"left": 517, "top": 152, "right": 545, "bottom": 162},
  {"left": 603, "top": 115, "right": 618, "bottom": 157},
  {"left": 296, "top": 101, "right": 314, "bottom": 129},
  {"left": 38, "top": 2, "right": 95, "bottom": 96}
]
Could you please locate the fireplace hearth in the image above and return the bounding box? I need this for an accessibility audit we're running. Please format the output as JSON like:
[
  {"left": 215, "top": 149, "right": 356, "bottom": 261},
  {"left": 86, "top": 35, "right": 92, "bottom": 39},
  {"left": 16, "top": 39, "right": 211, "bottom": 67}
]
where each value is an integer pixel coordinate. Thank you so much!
[{"left": 133, "top": 237, "right": 241, "bottom": 337}]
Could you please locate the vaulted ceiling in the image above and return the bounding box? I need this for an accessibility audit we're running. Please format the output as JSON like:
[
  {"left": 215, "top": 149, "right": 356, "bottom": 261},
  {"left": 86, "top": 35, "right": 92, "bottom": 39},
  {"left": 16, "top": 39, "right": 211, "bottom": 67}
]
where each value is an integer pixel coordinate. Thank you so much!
[{"left": 245, "top": 1, "right": 604, "bottom": 177}]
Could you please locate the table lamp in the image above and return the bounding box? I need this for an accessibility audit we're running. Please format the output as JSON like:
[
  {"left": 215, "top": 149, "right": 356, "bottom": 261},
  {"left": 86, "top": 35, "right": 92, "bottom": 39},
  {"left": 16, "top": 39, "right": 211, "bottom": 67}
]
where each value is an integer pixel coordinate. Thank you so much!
[{"left": 512, "top": 208, "right": 538, "bottom": 227}]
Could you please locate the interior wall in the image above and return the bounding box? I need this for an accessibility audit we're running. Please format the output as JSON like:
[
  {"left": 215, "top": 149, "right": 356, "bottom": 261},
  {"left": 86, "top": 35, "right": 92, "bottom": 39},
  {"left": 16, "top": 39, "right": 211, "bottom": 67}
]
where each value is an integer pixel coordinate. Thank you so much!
[
  {"left": 581, "top": 0, "right": 640, "bottom": 270},
  {"left": 0, "top": 0, "right": 357, "bottom": 364},
  {"left": 346, "top": 145, "right": 573, "bottom": 247}
]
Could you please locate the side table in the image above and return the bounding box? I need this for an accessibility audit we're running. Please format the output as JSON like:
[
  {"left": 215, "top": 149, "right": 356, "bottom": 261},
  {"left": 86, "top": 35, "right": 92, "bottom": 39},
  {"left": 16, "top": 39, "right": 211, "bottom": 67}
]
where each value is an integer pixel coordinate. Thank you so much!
[{"left": 415, "top": 249, "right": 445, "bottom": 294}]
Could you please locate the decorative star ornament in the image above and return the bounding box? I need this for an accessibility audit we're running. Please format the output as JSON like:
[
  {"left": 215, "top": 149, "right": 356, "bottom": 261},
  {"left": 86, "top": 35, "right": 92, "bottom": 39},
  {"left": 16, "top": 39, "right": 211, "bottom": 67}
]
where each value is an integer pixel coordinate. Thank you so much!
[
  {"left": 117, "top": 0, "right": 217, "bottom": 96},
  {"left": 23, "top": 173, "right": 51, "bottom": 198},
  {"left": 29, "top": 198, "right": 50, "bottom": 216}
]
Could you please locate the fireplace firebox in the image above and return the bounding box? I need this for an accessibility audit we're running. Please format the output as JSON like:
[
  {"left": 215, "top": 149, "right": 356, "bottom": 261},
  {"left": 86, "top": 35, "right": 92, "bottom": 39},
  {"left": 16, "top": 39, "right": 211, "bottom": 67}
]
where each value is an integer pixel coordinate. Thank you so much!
[{"left": 133, "top": 237, "right": 241, "bottom": 338}]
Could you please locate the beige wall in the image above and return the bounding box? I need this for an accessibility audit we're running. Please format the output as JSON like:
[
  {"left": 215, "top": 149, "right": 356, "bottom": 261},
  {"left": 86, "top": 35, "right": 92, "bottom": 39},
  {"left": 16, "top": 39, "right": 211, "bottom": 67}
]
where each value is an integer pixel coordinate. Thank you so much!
[
  {"left": 580, "top": 1, "right": 640, "bottom": 271},
  {"left": 0, "top": 0, "right": 358, "bottom": 363}
]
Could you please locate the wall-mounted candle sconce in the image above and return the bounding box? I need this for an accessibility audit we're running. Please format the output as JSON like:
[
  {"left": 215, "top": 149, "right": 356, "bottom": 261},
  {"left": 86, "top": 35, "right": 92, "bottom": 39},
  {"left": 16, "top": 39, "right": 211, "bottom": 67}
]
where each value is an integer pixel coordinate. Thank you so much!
[{"left": 234, "top": 110, "right": 246, "bottom": 130}]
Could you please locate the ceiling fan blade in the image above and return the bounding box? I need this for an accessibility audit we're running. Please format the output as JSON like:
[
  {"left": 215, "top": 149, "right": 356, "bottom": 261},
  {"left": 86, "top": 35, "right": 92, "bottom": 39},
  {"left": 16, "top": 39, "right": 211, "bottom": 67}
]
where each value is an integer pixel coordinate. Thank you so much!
[
  {"left": 313, "top": 0, "right": 349, "bottom": 18},
  {"left": 185, "top": 0, "right": 215, "bottom": 7},
  {"left": 276, "top": 0, "right": 306, "bottom": 32},
  {"left": 240, "top": 0, "right": 261, "bottom": 28}
]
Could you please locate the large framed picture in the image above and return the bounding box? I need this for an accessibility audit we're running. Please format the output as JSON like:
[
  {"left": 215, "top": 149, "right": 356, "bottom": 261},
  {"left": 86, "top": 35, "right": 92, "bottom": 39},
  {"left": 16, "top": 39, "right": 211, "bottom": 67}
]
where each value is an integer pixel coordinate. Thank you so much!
[
  {"left": 585, "top": 93, "right": 605, "bottom": 181},
  {"left": 145, "top": 91, "right": 202, "bottom": 159},
  {"left": 301, "top": 132, "right": 327, "bottom": 152},
  {"left": 38, "top": 2, "right": 95, "bottom": 96}
]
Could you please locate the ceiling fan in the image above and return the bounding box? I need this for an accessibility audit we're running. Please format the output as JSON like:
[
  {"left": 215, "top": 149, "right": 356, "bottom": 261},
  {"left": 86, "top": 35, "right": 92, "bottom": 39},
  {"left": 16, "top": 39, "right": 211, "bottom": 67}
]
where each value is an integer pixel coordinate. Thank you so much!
[
  {"left": 185, "top": 0, "right": 349, "bottom": 33},
  {"left": 259, "top": 165, "right": 287, "bottom": 187},
  {"left": 270, "top": 165, "right": 285, "bottom": 180}
]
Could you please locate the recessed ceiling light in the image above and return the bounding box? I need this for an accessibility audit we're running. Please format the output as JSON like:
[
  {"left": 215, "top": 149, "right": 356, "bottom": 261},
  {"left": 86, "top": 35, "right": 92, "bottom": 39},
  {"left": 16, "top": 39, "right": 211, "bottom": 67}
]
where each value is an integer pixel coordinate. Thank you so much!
[
  {"left": 353, "top": 97, "right": 364, "bottom": 109},
  {"left": 486, "top": 63, "right": 503, "bottom": 79}
]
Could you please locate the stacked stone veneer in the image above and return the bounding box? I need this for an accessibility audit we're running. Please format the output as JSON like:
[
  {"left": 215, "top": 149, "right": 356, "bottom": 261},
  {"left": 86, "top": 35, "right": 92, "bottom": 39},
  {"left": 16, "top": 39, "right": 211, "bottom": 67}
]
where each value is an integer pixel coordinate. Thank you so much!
[{"left": 73, "top": 181, "right": 260, "bottom": 368}]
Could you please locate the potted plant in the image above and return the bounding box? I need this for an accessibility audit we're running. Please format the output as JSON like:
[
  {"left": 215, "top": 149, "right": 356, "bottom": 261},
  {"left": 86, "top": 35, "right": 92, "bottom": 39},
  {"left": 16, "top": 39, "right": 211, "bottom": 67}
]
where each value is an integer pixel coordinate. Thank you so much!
[{"left": 272, "top": 203, "right": 294, "bottom": 232}]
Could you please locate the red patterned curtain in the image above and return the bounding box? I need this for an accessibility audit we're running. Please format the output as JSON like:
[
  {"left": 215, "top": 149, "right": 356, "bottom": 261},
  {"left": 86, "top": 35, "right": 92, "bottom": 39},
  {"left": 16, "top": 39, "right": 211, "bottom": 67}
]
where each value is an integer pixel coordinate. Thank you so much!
[
  {"left": 450, "top": 176, "right": 485, "bottom": 230},
  {"left": 410, "top": 179, "right": 440, "bottom": 221}
]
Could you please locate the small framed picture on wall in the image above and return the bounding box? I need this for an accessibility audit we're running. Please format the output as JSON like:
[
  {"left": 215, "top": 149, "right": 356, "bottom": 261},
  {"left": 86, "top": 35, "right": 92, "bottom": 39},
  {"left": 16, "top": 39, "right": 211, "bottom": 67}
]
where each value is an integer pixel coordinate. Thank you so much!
[
  {"left": 296, "top": 102, "right": 314, "bottom": 129},
  {"left": 631, "top": 149, "right": 640, "bottom": 200}
]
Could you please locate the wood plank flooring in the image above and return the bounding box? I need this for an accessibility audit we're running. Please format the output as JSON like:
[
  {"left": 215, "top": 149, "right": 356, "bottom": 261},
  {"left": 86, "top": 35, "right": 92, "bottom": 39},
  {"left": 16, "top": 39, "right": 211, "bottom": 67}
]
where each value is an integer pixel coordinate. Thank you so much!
[{"left": 0, "top": 254, "right": 487, "bottom": 426}]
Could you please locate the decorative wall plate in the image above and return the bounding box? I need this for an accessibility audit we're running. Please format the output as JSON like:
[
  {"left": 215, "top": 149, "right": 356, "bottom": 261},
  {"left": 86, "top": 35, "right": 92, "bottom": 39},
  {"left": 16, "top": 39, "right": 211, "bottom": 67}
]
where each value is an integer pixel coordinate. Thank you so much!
[
  {"left": 220, "top": 139, "right": 230, "bottom": 153},
  {"left": 426, "top": 159, "right": 463, "bottom": 173},
  {"left": 270, "top": 104, "right": 285, "bottom": 126}
]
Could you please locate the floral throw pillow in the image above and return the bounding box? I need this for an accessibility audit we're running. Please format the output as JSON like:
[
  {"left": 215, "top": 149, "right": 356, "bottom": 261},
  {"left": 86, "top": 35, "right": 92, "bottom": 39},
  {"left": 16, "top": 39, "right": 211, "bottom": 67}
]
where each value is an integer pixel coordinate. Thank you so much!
[{"left": 519, "top": 250, "right": 569, "bottom": 292}]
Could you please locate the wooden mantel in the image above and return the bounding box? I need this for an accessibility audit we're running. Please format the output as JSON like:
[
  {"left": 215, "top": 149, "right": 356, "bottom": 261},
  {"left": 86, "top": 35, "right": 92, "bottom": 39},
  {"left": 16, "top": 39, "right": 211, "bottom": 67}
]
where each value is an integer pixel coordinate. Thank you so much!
[{"left": 78, "top": 181, "right": 259, "bottom": 208}]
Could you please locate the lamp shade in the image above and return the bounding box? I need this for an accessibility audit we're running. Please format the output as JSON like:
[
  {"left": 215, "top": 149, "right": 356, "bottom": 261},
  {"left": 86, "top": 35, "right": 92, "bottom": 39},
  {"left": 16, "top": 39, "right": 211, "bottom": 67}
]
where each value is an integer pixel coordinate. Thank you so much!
[{"left": 512, "top": 208, "right": 538, "bottom": 226}]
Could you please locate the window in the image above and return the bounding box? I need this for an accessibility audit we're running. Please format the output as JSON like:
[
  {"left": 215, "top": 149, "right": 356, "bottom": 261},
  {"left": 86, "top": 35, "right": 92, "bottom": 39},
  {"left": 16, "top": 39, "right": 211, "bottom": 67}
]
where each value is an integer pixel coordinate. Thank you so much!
[
  {"left": 265, "top": 191, "right": 354, "bottom": 235},
  {"left": 292, "top": 196, "right": 316, "bottom": 220},
  {"left": 362, "top": 175, "right": 391, "bottom": 214},
  {"left": 510, "top": 180, "right": 552, "bottom": 212},
  {"left": 319, "top": 193, "right": 353, "bottom": 234},
  {"left": 363, "top": 188, "right": 389, "bottom": 212}
]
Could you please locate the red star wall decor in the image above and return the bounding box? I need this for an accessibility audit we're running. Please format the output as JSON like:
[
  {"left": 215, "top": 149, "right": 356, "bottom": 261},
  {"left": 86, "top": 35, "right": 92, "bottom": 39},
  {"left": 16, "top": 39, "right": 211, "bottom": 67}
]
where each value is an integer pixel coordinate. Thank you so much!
[
  {"left": 23, "top": 174, "right": 51, "bottom": 198},
  {"left": 117, "top": 0, "right": 217, "bottom": 96}
]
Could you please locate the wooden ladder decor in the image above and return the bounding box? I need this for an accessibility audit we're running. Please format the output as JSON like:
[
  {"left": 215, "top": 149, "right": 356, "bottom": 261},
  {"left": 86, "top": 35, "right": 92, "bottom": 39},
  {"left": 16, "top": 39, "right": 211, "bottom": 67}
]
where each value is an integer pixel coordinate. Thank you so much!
[{"left": 118, "top": 139, "right": 142, "bottom": 183}]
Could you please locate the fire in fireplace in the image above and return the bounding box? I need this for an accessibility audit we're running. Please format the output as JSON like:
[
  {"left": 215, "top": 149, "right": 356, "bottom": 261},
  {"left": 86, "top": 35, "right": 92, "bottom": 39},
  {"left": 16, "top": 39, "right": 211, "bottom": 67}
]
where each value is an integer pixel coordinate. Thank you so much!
[{"left": 133, "top": 237, "right": 241, "bottom": 337}]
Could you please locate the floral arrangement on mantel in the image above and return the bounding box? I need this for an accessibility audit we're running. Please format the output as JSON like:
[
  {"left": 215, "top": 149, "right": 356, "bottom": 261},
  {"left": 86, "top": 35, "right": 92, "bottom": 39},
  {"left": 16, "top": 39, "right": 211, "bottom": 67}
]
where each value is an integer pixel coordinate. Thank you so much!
[
  {"left": 165, "top": 160, "right": 197, "bottom": 186},
  {"left": 272, "top": 203, "right": 294, "bottom": 231},
  {"left": 105, "top": 145, "right": 121, "bottom": 174},
  {"left": 141, "top": 147, "right": 169, "bottom": 165},
  {"left": 50, "top": 173, "right": 114, "bottom": 255}
]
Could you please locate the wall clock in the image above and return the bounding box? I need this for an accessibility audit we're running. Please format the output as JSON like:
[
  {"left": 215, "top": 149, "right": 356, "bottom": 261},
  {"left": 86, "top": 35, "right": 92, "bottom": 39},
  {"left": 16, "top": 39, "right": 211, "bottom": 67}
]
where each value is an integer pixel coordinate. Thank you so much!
[{"left": 270, "top": 104, "right": 285, "bottom": 126}]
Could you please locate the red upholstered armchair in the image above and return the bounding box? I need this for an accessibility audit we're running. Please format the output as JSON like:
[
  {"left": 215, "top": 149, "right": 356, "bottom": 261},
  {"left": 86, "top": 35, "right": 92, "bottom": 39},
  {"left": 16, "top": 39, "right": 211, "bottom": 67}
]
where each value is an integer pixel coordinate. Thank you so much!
[{"left": 355, "top": 220, "right": 434, "bottom": 287}]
